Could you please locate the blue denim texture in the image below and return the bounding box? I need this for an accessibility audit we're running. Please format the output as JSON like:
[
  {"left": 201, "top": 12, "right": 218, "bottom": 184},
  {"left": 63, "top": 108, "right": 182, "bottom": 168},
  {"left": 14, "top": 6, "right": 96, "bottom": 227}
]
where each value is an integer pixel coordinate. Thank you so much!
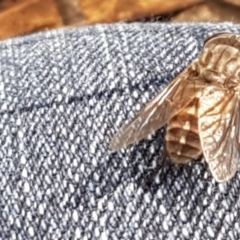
[{"left": 0, "top": 22, "right": 239, "bottom": 239}]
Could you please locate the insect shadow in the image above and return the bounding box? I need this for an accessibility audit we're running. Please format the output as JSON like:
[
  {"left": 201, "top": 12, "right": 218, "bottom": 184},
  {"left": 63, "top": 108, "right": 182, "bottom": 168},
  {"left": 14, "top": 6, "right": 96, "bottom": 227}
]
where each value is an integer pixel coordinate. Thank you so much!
[{"left": 123, "top": 128, "right": 196, "bottom": 191}]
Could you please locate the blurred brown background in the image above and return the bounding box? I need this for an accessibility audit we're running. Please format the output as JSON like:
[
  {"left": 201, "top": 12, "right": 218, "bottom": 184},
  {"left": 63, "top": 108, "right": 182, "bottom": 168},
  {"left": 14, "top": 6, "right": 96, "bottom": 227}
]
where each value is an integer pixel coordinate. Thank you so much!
[{"left": 0, "top": 0, "right": 240, "bottom": 40}]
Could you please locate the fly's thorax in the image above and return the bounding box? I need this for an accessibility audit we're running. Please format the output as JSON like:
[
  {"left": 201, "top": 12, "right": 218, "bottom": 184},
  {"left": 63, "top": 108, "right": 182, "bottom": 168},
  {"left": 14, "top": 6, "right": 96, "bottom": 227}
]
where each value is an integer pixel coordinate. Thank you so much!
[
  {"left": 165, "top": 98, "right": 202, "bottom": 164},
  {"left": 197, "top": 44, "right": 240, "bottom": 86}
]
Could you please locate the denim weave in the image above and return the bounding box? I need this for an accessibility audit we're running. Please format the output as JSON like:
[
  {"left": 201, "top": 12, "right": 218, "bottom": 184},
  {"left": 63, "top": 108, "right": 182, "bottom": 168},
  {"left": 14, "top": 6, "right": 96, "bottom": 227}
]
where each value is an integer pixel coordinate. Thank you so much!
[{"left": 0, "top": 22, "right": 239, "bottom": 239}]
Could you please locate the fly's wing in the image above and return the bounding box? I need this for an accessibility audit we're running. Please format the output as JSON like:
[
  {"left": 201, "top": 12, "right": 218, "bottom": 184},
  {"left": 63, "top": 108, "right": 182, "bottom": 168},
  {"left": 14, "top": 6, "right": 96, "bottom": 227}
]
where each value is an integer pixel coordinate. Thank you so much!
[
  {"left": 199, "top": 87, "right": 240, "bottom": 182},
  {"left": 110, "top": 65, "right": 205, "bottom": 150}
]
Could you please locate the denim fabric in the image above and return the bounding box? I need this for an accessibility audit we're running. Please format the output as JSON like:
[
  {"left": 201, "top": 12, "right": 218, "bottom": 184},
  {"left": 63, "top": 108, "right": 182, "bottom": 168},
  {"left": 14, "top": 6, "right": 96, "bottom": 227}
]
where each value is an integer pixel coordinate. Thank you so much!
[{"left": 0, "top": 22, "right": 239, "bottom": 239}]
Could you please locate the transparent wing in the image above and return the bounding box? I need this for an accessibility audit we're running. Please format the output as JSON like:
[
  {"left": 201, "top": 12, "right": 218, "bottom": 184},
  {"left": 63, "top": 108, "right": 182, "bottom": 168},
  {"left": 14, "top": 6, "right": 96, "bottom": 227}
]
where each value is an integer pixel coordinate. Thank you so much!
[
  {"left": 199, "top": 87, "right": 240, "bottom": 182},
  {"left": 110, "top": 65, "right": 204, "bottom": 150}
]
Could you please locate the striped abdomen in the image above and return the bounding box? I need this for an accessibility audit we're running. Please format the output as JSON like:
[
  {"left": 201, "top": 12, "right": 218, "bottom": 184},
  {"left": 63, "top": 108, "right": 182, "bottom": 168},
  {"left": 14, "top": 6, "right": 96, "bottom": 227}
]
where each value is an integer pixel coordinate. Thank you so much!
[{"left": 166, "top": 98, "right": 202, "bottom": 163}]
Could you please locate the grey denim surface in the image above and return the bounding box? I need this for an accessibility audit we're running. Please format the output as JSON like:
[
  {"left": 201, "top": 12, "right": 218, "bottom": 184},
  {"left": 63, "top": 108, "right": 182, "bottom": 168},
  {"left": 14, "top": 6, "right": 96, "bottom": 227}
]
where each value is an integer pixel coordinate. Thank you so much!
[{"left": 0, "top": 22, "right": 240, "bottom": 239}]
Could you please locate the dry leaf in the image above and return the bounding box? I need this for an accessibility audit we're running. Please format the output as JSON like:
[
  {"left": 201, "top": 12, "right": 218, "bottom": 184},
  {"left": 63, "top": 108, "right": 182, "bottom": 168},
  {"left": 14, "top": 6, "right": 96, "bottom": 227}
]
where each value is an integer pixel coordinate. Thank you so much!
[
  {"left": 80, "top": 0, "right": 202, "bottom": 23},
  {"left": 0, "top": 0, "right": 63, "bottom": 40}
]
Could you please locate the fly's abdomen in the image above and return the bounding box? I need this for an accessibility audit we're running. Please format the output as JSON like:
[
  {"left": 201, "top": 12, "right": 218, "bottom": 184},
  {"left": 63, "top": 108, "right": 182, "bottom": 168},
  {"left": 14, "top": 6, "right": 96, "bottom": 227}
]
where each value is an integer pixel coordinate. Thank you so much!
[{"left": 166, "top": 98, "right": 202, "bottom": 163}]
